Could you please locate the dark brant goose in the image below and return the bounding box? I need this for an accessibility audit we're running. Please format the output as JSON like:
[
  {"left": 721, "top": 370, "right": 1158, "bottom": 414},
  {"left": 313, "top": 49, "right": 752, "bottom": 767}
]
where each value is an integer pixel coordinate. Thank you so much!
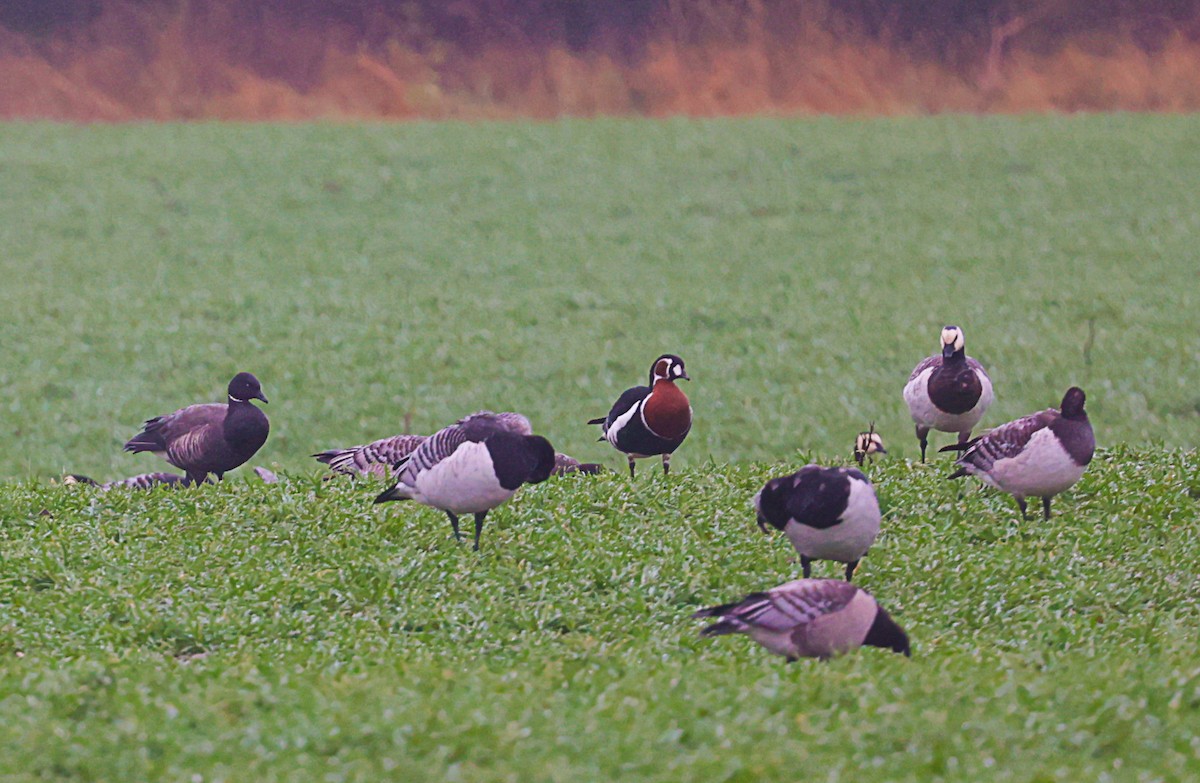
[
  {"left": 942, "top": 386, "right": 1095, "bottom": 520},
  {"left": 123, "top": 372, "right": 270, "bottom": 485},
  {"left": 853, "top": 423, "right": 887, "bottom": 466},
  {"left": 903, "top": 325, "right": 994, "bottom": 461},
  {"left": 755, "top": 465, "right": 882, "bottom": 581},
  {"left": 588, "top": 354, "right": 692, "bottom": 477},
  {"left": 65, "top": 472, "right": 186, "bottom": 490},
  {"left": 373, "top": 411, "right": 557, "bottom": 550},
  {"left": 694, "top": 579, "right": 910, "bottom": 661}
]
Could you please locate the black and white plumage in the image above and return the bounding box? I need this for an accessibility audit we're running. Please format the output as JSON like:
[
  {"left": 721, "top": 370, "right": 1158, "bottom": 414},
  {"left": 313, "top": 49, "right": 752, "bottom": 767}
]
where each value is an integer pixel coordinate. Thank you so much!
[
  {"left": 123, "top": 372, "right": 270, "bottom": 485},
  {"left": 314, "top": 433, "right": 430, "bottom": 478},
  {"left": 315, "top": 413, "right": 597, "bottom": 479},
  {"left": 943, "top": 386, "right": 1095, "bottom": 520},
  {"left": 65, "top": 472, "right": 186, "bottom": 490},
  {"left": 588, "top": 354, "right": 692, "bottom": 478},
  {"left": 373, "top": 411, "right": 557, "bottom": 550},
  {"left": 903, "top": 325, "right": 994, "bottom": 462},
  {"left": 853, "top": 423, "right": 887, "bottom": 466},
  {"left": 755, "top": 465, "right": 882, "bottom": 581},
  {"left": 693, "top": 579, "right": 910, "bottom": 661}
]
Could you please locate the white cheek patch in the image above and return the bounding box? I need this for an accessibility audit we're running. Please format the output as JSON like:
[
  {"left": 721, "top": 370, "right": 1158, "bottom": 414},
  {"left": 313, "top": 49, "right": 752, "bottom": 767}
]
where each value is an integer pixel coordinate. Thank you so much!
[{"left": 674, "top": 365, "right": 684, "bottom": 377}]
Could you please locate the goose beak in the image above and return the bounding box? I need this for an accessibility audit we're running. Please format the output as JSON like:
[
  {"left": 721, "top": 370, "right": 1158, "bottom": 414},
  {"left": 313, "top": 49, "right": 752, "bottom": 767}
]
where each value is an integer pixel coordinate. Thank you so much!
[
  {"left": 679, "top": 371, "right": 691, "bottom": 381},
  {"left": 942, "top": 343, "right": 955, "bottom": 360},
  {"left": 256, "top": 392, "right": 269, "bottom": 404}
]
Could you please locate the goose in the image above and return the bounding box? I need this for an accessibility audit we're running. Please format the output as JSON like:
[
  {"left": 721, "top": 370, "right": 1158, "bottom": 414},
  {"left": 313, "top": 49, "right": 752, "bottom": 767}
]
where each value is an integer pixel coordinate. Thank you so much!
[
  {"left": 588, "top": 354, "right": 691, "bottom": 477},
  {"left": 373, "top": 411, "right": 556, "bottom": 550},
  {"left": 903, "top": 325, "right": 994, "bottom": 461},
  {"left": 123, "top": 372, "right": 269, "bottom": 485},
  {"left": 694, "top": 579, "right": 910, "bottom": 660},
  {"left": 942, "top": 386, "right": 1094, "bottom": 519},
  {"left": 755, "top": 465, "right": 882, "bottom": 581}
]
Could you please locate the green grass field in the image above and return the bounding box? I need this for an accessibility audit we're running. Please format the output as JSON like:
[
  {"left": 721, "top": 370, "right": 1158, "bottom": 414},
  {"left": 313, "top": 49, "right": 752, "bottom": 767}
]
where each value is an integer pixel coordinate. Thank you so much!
[{"left": 1, "top": 116, "right": 1199, "bottom": 780}]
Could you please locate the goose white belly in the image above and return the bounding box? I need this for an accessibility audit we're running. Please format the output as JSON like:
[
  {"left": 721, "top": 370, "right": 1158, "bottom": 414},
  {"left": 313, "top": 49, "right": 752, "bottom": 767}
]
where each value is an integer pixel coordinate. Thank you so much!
[
  {"left": 410, "top": 442, "right": 516, "bottom": 514},
  {"left": 975, "top": 428, "right": 1086, "bottom": 498},
  {"left": 903, "top": 367, "right": 992, "bottom": 433},
  {"left": 783, "top": 478, "right": 881, "bottom": 562}
]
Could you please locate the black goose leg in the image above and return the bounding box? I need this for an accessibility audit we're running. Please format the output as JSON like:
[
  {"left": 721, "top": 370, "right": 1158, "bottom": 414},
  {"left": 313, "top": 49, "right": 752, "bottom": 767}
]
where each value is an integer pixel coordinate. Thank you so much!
[
  {"left": 662, "top": 453, "right": 671, "bottom": 476},
  {"left": 844, "top": 560, "right": 859, "bottom": 582},
  {"left": 916, "top": 426, "right": 930, "bottom": 463},
  {"left": 801, "top": 555, "right": 813, "bottom": 579},
  {"left": 445, "top": 511, "right": 462, "bottom": 542},
  {"left": 1016, "top": 497, "right": 1028, "bottom": 520},
  {"left": 627, "top": 456, "right": 636, "bottom": 479},
  {"left": 185, "top": 471, "right": 206, "bottom": 487},
  {"left": 1042, "top": 496, "right": 1052, "bottom": 520},
  {"left": 473, "top": 512, "right": 487, "bottom": 551},
  {"left": 215, "top": 472, "right": 225, "bottom": 481}
]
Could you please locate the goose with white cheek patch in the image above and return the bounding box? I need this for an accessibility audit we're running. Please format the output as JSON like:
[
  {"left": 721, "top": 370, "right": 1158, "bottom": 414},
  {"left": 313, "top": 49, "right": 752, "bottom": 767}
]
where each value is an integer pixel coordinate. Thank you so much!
[
  {"left": 588, "top": 354, "right": 691, "bottom": 478},
  {"left": 854, "top": 424, "right": 887, "bottom": 466},
  {"left": 942, "top": 386, "right": 1095, "bottom": 520},
  {"left": 373, "top": 412, "right": 557, "bottom": 550},
  {"left": 755, "top": 465, "right": 882, "bottom": 581},
  {"left": 123, "top": 372, "right": 270, "bottom": 486},
  {"left": 693, "top": 579, "right": 910, "bottom": 661},
  {"left": 903, "top": 325, "right": 994, "bottom": 462}
]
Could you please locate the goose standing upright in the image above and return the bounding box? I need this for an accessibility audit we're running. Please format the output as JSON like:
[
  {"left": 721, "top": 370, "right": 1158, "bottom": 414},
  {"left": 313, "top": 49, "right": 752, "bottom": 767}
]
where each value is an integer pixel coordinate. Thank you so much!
[
  {"left": 903, "top": 325, "right": 994, "bottom": 462},
  {"left": 588, "top": 354, "right": 691, "bottom": 477},
  {"left": 943, "top": 386, "right": 1095, "bottom": 520},
  {"left": 373, "top": 411, "right": 556, "bottom": 550},
  {"left": 123, "top": 372, "right": 269, "bottom": 485}
]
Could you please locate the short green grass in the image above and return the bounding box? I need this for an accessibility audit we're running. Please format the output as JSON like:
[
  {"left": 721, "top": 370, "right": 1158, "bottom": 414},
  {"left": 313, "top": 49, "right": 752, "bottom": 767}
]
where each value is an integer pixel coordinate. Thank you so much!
[
  {"left": 1, "top": 117, "right": 1199, "bottom": 779},
  {"left": 0, "top": 116, "right": 1198, "bottom": 478},
  {"left": 1, "top": 449, "right": 1198, "bottom": 780}
]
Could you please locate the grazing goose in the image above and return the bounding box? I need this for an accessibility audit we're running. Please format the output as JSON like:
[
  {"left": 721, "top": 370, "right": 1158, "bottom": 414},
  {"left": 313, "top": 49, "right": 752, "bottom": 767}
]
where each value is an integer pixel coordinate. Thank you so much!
[
  {"left": 551, "top": 452, "right": 605, "bottom": 476},
  {"left": 314, "top": 433, "right": 429, "bottom": 478},
  {"left": 123, "top": 372, "right": 270, "bottom": 485},
  {"left": 942, "top": 386, "right": 1095, "bottom": 520},
  {"left": 588, "top": 354, "right": 692, "bottom": 477},
  {"left": 65, "top": 472, "right": 186, "bottom": 490},
  {"left": 694, "top": 579, "right": 910, "bottom": 661},
  {"left": 315, "top": 414, "right": 595, "bottom": 478},
  {"left": 903, "top": 325, "right": 994, "bottom": 462},
  {"left": 373, "top": 411, "right": 557, "bottom": 550},
  {"left": 755, "top": 465, "right": 882, "bottom": 581},
  {"left": 853, "top": 423, "right": 887, "bottom": 466}
]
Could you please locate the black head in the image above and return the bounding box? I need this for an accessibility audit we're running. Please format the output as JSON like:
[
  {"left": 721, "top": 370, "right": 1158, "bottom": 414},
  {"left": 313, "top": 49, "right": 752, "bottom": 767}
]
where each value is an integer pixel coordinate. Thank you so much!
[
  {"left": 228, "top": 372, "right": 268, "bottom": 404},
  {"left": 863, "top": 605, "right": 911, "bottom": 657},
  {"left": 522, "top": 435, "right": 558, "bottom": 485},
  {"left": 940, "top": 325, "right": 965, "bottom": 360},
  {"left": 753, "top": 478, "right": 788, "bottom": 534},
  {"left": 1061, "top": 387, "right": 1087, "bottom": 419},
  {"left": 649, "top": 354, "right": 690, "bottom": 385}
]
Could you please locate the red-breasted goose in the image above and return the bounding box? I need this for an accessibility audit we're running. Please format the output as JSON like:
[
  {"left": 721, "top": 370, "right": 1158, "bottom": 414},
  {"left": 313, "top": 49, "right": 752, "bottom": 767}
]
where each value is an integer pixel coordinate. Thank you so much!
[{"left": 588, "top": 354, "right": 691, "bottom": 477}]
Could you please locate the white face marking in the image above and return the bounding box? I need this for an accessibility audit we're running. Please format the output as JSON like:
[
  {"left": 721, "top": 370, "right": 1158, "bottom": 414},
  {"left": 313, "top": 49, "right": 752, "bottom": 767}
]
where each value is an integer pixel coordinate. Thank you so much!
[
  {"left": 672, "top": 363, "right": 685, "bottom": 378},
  {"left": 941, "top": 326, "right": 964, "bottom": 352},
  {"left": 229, "top": 395, "right": 244, "bottom": 403}
]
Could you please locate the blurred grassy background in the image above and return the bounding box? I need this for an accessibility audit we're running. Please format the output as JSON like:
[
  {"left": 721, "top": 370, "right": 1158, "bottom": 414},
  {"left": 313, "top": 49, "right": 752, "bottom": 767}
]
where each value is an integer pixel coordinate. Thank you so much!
[{"left": 0, "top": 114, "right": 1197, "bottom": 480}]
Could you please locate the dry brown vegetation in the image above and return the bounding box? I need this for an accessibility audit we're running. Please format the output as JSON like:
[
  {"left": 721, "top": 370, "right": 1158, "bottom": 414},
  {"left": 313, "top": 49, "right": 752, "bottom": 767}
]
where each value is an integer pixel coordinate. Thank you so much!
[{"left": 2, "top": 0, "right": 1200, "bottom": 120}]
